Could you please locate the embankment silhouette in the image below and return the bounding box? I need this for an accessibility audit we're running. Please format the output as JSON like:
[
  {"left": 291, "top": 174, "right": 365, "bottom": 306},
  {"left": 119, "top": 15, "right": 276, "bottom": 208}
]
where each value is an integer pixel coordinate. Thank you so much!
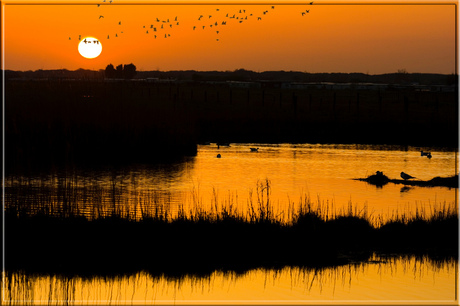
[{"left": 5, "top": 79, "right": 458, "bottom": 171}]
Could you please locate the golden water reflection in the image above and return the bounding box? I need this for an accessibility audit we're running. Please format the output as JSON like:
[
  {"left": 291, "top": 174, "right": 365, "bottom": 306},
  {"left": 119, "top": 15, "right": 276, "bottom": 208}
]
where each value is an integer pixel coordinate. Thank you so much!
[
  {"left": 5, "top": 144, "right": 457, "bottom": 223},
  {"left": 3, "top": 256, "right": 457, "bottom": 305}
]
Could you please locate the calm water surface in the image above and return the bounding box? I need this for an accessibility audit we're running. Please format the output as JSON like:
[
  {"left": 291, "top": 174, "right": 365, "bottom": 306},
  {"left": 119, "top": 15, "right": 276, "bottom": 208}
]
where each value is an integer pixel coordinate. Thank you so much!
[
  {"left": 6, "top": 143, "right": 456, "bottom": 220},
  {"left": 4, "top": 144, "right": 458, "bottom": 304},
  {"left": 191, "top": 143, "right": 457, "bottom": 218},
  {"left": 3, "top": 257, "right": 457, "bottom": 304}
]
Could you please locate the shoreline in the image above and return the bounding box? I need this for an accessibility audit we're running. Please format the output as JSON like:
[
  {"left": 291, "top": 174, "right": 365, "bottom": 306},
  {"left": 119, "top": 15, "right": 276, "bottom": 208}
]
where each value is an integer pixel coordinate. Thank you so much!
[{"left": 355, "top": 174, "right": 458, "bottom": 188}]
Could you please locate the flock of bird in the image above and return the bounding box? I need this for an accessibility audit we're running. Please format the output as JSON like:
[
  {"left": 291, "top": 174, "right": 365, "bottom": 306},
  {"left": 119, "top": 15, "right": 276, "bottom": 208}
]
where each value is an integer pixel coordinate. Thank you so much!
[{"left": 70, "top": 1, "right": 314, "bottom": 42}]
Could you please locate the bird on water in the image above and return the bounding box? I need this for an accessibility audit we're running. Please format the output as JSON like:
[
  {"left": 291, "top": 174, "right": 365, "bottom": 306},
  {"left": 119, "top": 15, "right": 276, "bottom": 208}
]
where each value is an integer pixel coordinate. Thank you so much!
[{"left": 400, "top": 172, "right": 416, "bottom": 180}]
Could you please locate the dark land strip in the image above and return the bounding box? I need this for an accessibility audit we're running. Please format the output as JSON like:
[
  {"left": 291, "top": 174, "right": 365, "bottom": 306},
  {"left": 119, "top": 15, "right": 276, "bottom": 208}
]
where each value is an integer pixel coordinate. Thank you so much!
[
  {"left": 355, "top": 174, "right": 459, "bottom": 188},
  {"left": 4, "top": 202, "right": 457, "bottom": 278},
  {"left": 5, "top": 78, "right": 458, "bottom": 172}
]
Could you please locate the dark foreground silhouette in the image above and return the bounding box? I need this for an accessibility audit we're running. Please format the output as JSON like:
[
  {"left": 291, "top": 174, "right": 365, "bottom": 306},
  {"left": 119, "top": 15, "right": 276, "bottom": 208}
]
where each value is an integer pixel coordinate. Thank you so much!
[{"left": 5, "top": 201, "right": 457, "bottom": 278}]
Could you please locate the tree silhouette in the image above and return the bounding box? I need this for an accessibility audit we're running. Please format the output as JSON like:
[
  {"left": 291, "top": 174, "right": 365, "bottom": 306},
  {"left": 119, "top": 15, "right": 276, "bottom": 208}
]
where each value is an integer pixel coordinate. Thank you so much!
[
  {"left": 116, "top": 64, "right": 124, "bottom": 78},
  {"left": 123, "top": 63, "right": 137, "bottom": 79},
  {"left": 105, "top": 63, "right": 137, "bottom": 79},
  {"left": 105, "top": 64, "right": 116, "bottom": 78}
]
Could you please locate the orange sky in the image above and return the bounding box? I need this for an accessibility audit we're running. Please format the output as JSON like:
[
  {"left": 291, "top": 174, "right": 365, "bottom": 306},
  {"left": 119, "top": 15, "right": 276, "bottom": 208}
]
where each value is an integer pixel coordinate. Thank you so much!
[{"left": 2, "top": 0, "right": 457, "bottom": 74}]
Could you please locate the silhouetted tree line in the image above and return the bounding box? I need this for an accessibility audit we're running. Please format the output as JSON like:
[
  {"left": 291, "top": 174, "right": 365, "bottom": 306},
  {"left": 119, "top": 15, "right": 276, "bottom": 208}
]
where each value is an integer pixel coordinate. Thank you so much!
[
  {"left": 3, "top": 69, "right": 104, "bottom": 80},
  {"left": 137, "top": 70, "right": 458, "bottom": 85},
  {"left": 3, "top": 67, "right": 457, "bottom": 85},
  {"left": 105, "top": 63, "right": 137, "bottom": 79}
]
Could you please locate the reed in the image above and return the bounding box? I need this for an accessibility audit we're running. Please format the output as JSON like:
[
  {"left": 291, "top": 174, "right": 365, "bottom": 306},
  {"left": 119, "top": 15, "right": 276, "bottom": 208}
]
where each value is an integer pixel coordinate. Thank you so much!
[{"left": 4, "top": 179, "right": 457, "bottom": 278}]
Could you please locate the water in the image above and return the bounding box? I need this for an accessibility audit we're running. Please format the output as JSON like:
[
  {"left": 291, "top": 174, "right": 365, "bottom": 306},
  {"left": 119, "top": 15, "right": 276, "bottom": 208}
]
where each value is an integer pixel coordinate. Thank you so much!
[
  {"left": 191, "top": 143, "right": 456, "bottom": 219},
  {"left": 3, "top": 143, "right": 458, "bottom": 303},
  {"left": 3, "top": 257, "right": 457, "bottom": 304},
  {"left": 6, "top": 143, "right": 456, "bottom": 221}
]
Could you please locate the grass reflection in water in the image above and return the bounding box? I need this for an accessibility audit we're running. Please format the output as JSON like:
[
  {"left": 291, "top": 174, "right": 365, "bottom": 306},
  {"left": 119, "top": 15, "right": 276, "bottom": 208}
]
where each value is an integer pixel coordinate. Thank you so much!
[
  {"left": 5, "top": 180, "right": 457, "bottom": 278},
  {"left": 3, "top": 256, "right": 457, "bottom": 304}
]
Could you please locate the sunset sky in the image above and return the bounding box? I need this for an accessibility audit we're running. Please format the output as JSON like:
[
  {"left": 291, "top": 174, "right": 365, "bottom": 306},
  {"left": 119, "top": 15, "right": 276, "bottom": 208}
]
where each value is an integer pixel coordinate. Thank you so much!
[{"left": 2, "top": 0, "right": 457, "bottom": 74}]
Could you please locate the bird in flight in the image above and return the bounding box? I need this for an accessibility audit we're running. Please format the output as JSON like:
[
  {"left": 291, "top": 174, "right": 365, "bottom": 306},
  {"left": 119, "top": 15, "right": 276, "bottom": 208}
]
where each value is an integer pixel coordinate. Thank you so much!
[
  {"left": 99, "top": 15, "right": 104, "bottom": 19},
  {"left": 400, "top": 172, "right": 416, "bottom": 180}
]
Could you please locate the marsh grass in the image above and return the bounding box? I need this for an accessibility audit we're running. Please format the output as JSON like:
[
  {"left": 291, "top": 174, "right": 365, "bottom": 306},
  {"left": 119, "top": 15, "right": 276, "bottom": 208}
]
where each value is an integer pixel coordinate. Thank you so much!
[{"left": 4, "top": 179, "right": 458, "bottom": 277}]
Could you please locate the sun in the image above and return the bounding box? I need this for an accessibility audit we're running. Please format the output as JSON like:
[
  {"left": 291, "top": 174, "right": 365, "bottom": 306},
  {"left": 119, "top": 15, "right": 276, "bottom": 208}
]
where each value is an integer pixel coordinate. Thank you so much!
[{"left": 78, "top": 37, "right": 102, "bottom": 59}]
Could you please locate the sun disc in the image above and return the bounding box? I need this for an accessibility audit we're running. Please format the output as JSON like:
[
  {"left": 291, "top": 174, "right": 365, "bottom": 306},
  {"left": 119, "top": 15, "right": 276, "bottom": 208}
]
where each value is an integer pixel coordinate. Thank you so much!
[{"left": 78, "top": 36, "right": 102, "bottom": 59}]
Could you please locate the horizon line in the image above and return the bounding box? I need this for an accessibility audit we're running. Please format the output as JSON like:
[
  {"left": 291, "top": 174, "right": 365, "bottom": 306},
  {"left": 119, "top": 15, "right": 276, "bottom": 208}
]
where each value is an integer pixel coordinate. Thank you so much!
[{"left": 3, "top": 68, "right": 458, "bottom": 75}]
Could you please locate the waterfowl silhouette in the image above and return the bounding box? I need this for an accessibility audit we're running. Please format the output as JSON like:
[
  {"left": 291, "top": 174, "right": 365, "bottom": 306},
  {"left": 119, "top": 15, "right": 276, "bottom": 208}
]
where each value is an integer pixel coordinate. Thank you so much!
[
  {"left": 400, "top": 172, "right": 416, "bottom": 180},
  {"left": 421, "top": 151, "right": 432, "bottom": 158},
  {"left": 250, "top": 148, "right": 259, "bottom": 152}
]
